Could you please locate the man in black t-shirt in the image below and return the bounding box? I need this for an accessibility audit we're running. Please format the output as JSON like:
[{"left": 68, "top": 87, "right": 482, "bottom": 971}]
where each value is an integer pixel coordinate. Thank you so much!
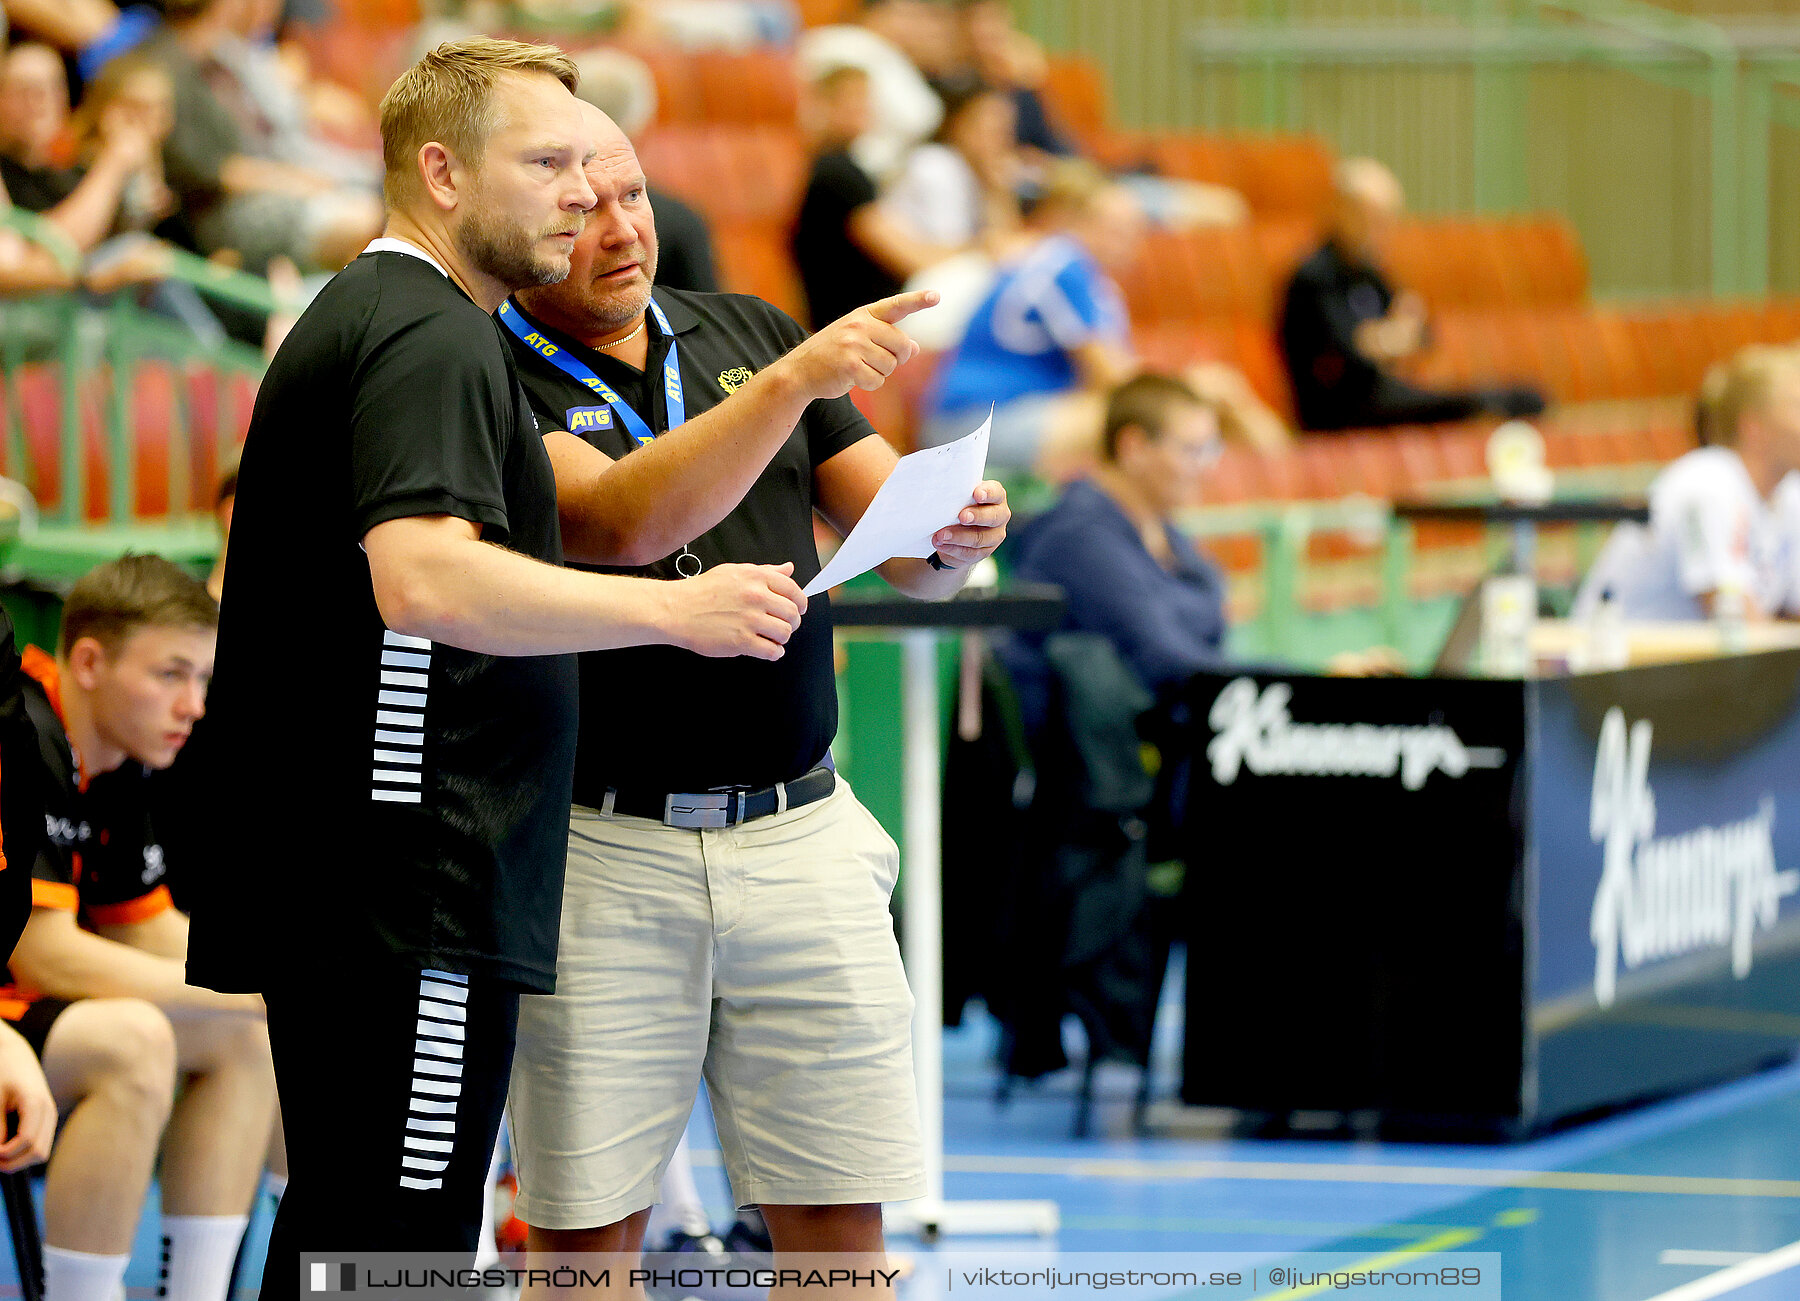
[
  {"left": 181, "top": 38, "right": 806, "bottom": 1287},
  {"left": 1278, "top": 156, "right": 1545, "bottom": 432},
  {"left": 792, "top": 62, "right": 908, "bottom": 329},
  {"left": 502, "top": 98, "right": 1008, "bottom": 1265}
]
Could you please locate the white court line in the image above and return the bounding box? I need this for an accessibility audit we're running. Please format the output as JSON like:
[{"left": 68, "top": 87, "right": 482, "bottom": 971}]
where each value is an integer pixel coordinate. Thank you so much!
[
  {"left": 1642, "top": 1237, "right": 1800, "bottom": 1300},
  {"left": 1659, "top": 1251, "right": 1763, "bottom": 1268}
]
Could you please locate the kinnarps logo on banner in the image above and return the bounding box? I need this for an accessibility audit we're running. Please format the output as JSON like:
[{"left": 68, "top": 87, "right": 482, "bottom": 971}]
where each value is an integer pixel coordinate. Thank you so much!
[
  {"left": 1205, "top": 678, "right": 1506, "bottom": 791},
  {"left": 1588, "top": 707, "right": 1798, "bottom": 1008}
]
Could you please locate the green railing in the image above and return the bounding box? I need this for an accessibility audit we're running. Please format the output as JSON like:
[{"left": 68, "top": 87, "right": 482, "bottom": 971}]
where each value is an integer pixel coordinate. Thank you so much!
[
  {"left": 1018, "top": 0, "right": 1800, "bottom": 300},
  {"left": 0, "top": 223, "right": 269, "bottom": 533}
]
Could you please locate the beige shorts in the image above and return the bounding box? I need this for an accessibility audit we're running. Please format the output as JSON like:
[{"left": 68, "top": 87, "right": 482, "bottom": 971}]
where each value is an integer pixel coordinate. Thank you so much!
[{"left": 507, "top": 779, "right": 926, "bottom": 1230}]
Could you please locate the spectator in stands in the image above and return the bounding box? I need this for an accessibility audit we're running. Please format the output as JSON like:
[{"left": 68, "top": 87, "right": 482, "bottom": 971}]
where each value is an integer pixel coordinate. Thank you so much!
[
  {"left": 0, "top": 45, "right": 197, "bottom": 304},
  {"left": 793, "top": 62, "right": 955, "bottom": 329},
  {"left": 139, "top": 0, "right": 382, "bottom": 273},
  {"left": 0, "top": 43, "right": 142, "bottom": 241},
  {"left": 1279, "top": 156, "right": 1544, "bottom": 432},
  {"left": 6, "top": 555, "right": 273, "bottom": 1301},
  {"left": 570, "top": 46, "right": 719, "bottom": 293},
  {"left": 799, "top": 0, "right": 949, "bottom": 183},
  {"left": 62, "top": 51, "right": 179, "bottom": 240},
  {"left": 1575, "top": 345, "right": 1800, "bottom": 621},
  {"left": 2, "top": 0, "right": 163, "bottom": 87},
  {"left": 919, "top": 158, "right": 1140, "bottom": 473},
  {"left": 1005, "top": 374, "right": 1228, "bottom": 713},
  {"left": 0, "top": 170, "right": 81, "bottom": 293},
  {"left": 883, "top": 77, "right": 1021, "bottom": 249},
  {"left": 957, "top": 0, "right": 1073, "bottom": 159},
  {"left": 208, "top": 0, "right": 382, "bottom": 192},
  {"left": 612, "top": 0, "right": 801, "bottom": 49}
]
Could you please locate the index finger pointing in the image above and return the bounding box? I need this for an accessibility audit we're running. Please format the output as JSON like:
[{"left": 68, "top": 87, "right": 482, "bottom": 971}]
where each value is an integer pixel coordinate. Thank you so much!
[{"left": 865, "top": 289, "right": 940, "bottom": 325}]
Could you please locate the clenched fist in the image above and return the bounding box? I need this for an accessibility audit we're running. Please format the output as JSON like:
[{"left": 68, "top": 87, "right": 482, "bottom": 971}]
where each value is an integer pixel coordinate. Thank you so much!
[
  {"left": 777, "top": 290, "right": 940, "bottom": 400},
  {"left": 669, "top": 562, "right": 809, "bottom": 661}
]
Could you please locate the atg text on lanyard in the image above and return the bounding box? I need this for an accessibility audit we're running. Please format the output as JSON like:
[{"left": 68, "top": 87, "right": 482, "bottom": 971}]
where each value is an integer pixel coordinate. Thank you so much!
[{"left": 498, "top": 297, "right": 685, "bottom": 445}]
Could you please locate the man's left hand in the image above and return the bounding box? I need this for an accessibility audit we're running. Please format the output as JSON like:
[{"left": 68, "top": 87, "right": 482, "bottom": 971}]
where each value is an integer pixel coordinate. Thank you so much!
[{"left": 931, "top": 481, "right": 1009, "bottom": 569}]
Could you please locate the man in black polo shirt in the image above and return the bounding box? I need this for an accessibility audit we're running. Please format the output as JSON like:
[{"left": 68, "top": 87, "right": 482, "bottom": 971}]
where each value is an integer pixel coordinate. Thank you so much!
[
  {"left": 1278, "top": 156, "right": 1545, "bottom": 432},
  {"left": 501, "top": 98, "right": 1008, "bottom": 1264},
  {"left": 182, "top": 38, "right": 807, "bottom": 1288}
]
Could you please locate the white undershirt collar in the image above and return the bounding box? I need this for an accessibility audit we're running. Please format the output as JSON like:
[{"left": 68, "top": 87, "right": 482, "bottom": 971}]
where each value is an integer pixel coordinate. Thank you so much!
[{"left": 362, "top": 237, "right": 450, "bottom": 279}]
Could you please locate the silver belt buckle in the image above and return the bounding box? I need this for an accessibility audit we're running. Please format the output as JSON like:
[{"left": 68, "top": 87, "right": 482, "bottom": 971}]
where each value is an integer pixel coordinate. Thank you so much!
[{"left": 665, "top": 792, "right": 732, "bottom": 829}]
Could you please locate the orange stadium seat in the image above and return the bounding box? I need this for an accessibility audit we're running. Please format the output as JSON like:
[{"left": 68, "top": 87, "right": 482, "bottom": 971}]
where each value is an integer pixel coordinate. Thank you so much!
[
  {"left": 1509, "top": 216, "right": 1589, "bottom": 305},
  {"left": 1761, "top": 297, "right": 1800, "bottom": 341},
  {"left": 1588, "top": 310, "right": 1652, "bottom": 398},
  {"left": 1392, "top": 427, "right": 1449, "bottom": 488},
  {"left": 1205, "top": 444, "right": 1260, "bottom": 503},
  {"left": 712, "top": 221, "right": 807, "bottom": 324},
  {"left": 1117, "top": 227, "right": 1273, "bottom": 325},
  {"left": 1625, "top": 308, "right": 1715, "bottom": 397},
  {"left": 1253, "top": 217, "right": 1321, "bottom": 299},
  {"left": 691, "top": 50, "right": 800, "bottom": 124},
  {"left": 1146, "top": 135, "right": 1235, "bottom": 190},
  {"left": 1256, "top": 446, "right": 1306, "bottom": 501},
  {"left": 1228, "top": 135, "right": 1336, "bottom": 222},
  {"left": 1645, "top": 414, "right": 1697, "bottom": 461},
  {"left": 638, "top": 124, "right": 809, "bottom": 225},
  {"left": 796, "top": 0, "right": 858, "bottom": 24},
  {"left": 1340, "top": 434, "right": 1408, "bottom": 498},
  {"left": 1041, "top": 57, "right": 1113, "bottom": 156},
  {"left": 127, "top": 362, "right": 178, "bottom": 518}
]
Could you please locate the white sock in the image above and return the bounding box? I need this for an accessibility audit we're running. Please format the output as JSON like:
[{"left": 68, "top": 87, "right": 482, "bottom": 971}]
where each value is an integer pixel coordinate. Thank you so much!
[
  {"left": 473, "top": 1137, "right": 503, "bottom": 1270},
  {"left": 661, "top": 1133, "right": 712, "bottom": 1239},
  {"left": 43, "top": 1246, "right": 130, "bottom": 1301},
  {"left": 159, "top": 1214, "right": 249, "bottom": 1301}
]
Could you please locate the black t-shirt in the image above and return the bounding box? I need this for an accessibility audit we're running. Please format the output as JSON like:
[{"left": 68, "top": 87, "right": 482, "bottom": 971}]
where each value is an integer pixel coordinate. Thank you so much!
[
  {"left": 186, "top": 250, "right": 579, "bottom": 995},
  {"left": 506, "top": 288, "right": 874, "bottom": 796},
  {"left": 0, "top": 610, "right": 40, "bottom": 962},
  {"left": 1278, "top": 240, "right": 1396, "bottom": 431},
  {"left": 0, "top": 154, "right": 81, "bottom": 215},
  {"left": 791, "top": 149, "right": 902, "bottom": 330}
]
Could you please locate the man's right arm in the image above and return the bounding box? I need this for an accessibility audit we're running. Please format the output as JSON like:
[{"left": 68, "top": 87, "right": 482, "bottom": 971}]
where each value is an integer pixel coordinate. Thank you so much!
[
  {"left": 9, "top": 906, "right": 261, "bottom": 1020},
  {"left": 546, "top": 290, "right": 938, "bottom": 566},
  {"left": 363, "top": 514, "right": 806, "bottom": 660}
]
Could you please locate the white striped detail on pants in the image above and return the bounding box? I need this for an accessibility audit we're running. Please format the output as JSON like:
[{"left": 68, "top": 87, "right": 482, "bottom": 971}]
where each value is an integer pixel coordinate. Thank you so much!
[
  {"left": 372, "top": 631, "right": 430, "bottom": 804},
  {"left": 400, "top": 968, "right": 468, "bottom": 1191}
]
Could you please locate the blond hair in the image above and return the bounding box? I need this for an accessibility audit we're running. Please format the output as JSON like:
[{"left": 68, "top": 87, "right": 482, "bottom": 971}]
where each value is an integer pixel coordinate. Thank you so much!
[
  {"left": 1031, "top": 158, "right": 1113, "bottom": 221},
  {"left": 379, "top": 37, "right": 579, "bottom": 208},
  {"left": 1696, "top": 345, "right": 1800, "bottom": 448}
]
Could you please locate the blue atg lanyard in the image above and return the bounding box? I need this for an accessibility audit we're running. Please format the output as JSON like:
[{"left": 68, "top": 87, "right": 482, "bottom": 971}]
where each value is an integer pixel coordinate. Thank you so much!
[{"left": 497, "top": 297, "right": 684, "bottom": 445}]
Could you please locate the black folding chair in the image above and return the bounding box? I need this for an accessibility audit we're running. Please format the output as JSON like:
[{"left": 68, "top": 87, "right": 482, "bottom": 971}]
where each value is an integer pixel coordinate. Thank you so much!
[{"left": 0, "top": 1168, "right": 43, "bottom": 1301}]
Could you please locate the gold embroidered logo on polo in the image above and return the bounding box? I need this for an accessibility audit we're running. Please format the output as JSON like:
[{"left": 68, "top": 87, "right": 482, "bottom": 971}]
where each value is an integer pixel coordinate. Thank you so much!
[{"left": 717, "top": 367, "right": 755, "bottom": 394}]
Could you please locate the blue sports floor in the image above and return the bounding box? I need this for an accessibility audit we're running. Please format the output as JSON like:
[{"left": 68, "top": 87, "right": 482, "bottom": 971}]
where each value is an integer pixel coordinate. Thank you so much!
[{"left": 23, "top": 948, "right": 1800, "bottom": 1301}]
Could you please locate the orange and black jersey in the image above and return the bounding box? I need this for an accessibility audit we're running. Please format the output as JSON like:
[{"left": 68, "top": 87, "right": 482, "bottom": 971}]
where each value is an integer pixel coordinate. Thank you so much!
[
  {"left": 14, "top": 648, "right": 172, "bottom": 925},
  {"left": 0, "top": 648, "right": 171, "bottom": 1021},
  {"left": 0, "top": 607, "right": 39, "bottom": 961}
]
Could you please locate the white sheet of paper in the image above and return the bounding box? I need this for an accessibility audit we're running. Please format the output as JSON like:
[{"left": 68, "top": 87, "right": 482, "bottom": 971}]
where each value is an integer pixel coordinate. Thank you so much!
[{"left": 804, "top": 413, "right": 991, "bottom": 597}]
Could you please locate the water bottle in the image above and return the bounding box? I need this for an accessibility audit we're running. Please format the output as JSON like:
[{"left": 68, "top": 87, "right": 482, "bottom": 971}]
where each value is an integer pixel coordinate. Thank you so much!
[
  {"left": 1715, "top": 575, "right": 1749, "bottom": 655},
  {"left": 1583, "top": 585, "right": 1629, "bottom": 671}
]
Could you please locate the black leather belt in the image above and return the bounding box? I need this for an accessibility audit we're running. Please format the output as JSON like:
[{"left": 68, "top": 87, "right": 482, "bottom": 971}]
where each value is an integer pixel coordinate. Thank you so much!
[{"left": 600, "top": 765, "right": 837, "bottom": 829}]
